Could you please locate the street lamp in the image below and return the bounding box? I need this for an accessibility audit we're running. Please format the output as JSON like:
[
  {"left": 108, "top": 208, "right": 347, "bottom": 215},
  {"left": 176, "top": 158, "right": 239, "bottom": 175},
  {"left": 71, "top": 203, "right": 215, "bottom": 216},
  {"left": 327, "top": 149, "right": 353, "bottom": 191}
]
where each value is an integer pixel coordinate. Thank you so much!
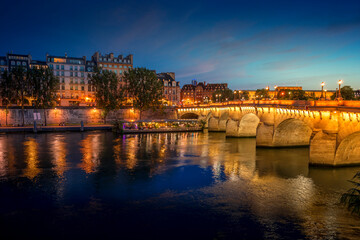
[
  {"left": 324, "top": 89, "right": 327, "bottom": 100},
  {"left": 234, "top": 90, "right": 237, "bottom": 100},
  {"left": 321, "top": 82, "right": 325, "bottom": 99},
  {"left": 338, "top": 79, "right": 343, "bottom": 100}
]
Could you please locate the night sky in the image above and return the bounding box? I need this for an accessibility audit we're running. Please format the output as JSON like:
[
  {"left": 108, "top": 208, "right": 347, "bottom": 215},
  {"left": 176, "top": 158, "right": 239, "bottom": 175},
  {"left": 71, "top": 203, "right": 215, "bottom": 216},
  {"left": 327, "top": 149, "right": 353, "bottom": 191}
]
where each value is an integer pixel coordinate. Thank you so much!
[{"left": 1, "top": 0, "right": 360, "bottom": 90}]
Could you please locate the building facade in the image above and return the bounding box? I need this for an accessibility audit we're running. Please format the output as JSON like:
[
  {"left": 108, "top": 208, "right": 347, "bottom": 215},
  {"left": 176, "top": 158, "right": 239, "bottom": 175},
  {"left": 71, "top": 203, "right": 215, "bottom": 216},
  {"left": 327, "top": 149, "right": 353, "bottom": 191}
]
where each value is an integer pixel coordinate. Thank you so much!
[
  {"left": 181, "top": 80, "right": 228, "bottom": 104},
  {"left": 157, "top": 72, "right": 180, "bottom": 106},
  {"left": 46, "top": 54, "right": 92, "bottom": 106},
  {"left": 91, "top": 52, "right": 133, "bottom": 89}
]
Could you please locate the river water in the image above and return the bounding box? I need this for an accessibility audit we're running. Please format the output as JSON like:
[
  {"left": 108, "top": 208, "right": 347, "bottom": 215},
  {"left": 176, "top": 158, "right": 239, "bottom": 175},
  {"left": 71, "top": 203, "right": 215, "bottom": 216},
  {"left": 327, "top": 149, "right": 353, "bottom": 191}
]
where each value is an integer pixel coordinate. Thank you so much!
[{"left": 0, "top": 131, "right": 359, "bottom": 239}]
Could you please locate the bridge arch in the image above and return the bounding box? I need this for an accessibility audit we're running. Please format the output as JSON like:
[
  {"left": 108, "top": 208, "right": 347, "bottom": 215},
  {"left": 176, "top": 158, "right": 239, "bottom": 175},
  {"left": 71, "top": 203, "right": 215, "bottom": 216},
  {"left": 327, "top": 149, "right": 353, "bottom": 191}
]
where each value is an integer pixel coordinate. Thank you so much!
[
  {"left": 334, "top": 131, "right": 360, "bottom": 165},
  {"left": 226, "top": 113, "right": 260, "bottom": 137},
  {"left": 180, "top": 112, "right": 199, "bottom": 119},
  {"left": 273, "top": 118, "right": 312, "bottom": 147}
]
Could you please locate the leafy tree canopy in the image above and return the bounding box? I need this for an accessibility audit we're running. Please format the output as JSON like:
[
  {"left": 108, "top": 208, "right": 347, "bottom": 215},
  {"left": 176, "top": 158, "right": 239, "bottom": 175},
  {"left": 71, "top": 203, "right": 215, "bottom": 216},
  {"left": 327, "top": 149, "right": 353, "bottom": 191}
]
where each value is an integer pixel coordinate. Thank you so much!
[
  {"left": 90, "top": 67, "right": 124, "bottom": 122},
  {"left": 211, "top": 88, "right": 234, "bottom": 102},
  {"left": 124, "top": 67, "right": 163, "bottom": 119}
]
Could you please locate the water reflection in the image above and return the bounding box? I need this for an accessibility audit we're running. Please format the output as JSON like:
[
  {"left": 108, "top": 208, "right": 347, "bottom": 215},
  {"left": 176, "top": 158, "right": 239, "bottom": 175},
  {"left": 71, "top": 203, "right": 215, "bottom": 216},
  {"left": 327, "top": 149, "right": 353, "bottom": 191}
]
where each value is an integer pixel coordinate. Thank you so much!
[
  {"left": 0, "top": 132, "right": 359, "bottom": 239},
  {"left": 23, "top": 137, "right": 40, "bottom": 179},
  {"left": 51, "top": 135, "right": 67, "bottom": 177},
  {"left": 79, "top": 133, "right": 102, "bottom": 173}
]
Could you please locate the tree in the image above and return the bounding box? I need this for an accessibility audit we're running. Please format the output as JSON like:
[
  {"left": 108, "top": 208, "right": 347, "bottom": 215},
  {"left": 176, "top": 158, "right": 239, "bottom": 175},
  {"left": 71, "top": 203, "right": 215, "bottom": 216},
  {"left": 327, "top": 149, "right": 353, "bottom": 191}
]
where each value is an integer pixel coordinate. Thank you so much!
[
  {"left": 29, "top": 67, "right": 59, "bottom": 125},
  {"left": 255, "top": 88, "right": 270, "bottom": 100},
  {"left": 90, "top": 67, "right": 124, "bottom": 123},
  {"left": 0, "top": 70, "right": 14, "bottom": 126},
  {"left": 331, "top": 86, "right": 355, "bottom": 100},
  {"left": 212, "top": 89, "right": 234, "bottom": 102},
  {"left": 11, "top": 66, "right": 31, "bottom": 126},
  {"left": 124, "top": 67, "right": 163, "bottom": 120},
  {"left": 240, "top": 91, "right": 249, "bottom": 100},
  {"left": 277, "top": 89, "right": 307, "bottom": 100},
  {"left": 341, "top": 172, "right": 360, "bottom": 216},
  {"left": 341, "top": 86, "right": 355, "bottom": 100}
]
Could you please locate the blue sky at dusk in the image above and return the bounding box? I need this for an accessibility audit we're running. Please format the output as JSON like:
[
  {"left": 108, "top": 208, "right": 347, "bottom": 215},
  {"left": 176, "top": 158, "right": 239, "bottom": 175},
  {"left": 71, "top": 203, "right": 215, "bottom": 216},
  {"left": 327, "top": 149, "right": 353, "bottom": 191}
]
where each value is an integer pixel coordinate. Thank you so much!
[{"left": 1, "top": 0, "right": 360, "bottom": 90}]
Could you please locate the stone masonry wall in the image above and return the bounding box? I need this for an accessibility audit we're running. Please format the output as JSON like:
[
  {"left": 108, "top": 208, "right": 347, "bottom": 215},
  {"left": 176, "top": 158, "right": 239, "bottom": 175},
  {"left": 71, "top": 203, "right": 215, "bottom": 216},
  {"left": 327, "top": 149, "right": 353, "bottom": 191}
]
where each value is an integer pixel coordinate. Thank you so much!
[{"left": 0, "top": 107, "right": 177, "bottom": 125}]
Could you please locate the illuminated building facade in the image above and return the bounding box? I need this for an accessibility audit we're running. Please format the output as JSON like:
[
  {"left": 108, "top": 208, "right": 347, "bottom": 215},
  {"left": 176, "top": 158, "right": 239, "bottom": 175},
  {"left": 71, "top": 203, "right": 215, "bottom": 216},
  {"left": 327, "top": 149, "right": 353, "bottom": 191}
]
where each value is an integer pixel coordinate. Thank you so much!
[
  {"left": 46, "top": 54, "right": 93, "bottom": 106},
  {"left": 91, "top": 52, "right": 133, "bottom": 89},
  {"left": 181, "top": 80, "right": 228, "bottom": 104},
  {"left": 156, "top": 72, "right": 180, "bottom": 106}
]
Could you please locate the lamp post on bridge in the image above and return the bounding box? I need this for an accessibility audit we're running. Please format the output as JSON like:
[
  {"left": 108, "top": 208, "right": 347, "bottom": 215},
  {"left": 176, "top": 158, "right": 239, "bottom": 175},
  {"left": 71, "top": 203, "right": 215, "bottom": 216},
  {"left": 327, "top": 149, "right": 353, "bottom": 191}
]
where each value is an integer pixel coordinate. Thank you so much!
[
  {"left": 274, "top": 85, "right": 278, "bottom": 100},
  {"left": 324, "top": 89, "right": 327, "bottom": 100},
  {"left": 338, "top": 79, "right": 343, "bottom": 100},
  {"left": 320, "top": 82, "right": 325, "bottom": 100}
]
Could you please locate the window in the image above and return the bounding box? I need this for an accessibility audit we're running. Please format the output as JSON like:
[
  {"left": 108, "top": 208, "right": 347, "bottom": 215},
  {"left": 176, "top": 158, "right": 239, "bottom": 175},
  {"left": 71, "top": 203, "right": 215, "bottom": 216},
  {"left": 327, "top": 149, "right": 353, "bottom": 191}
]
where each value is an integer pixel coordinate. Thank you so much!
[
  {"left": 173, "top": 90, "right": 175, "bottom": 94},
  {"left": 70, "top": 66, "right": 73, "bottom": 71},
  {"left": 70, "top": 78, "right": 73, "bottom": 83},
  {"left": 22, "top": 62, "right": 26, "bottom": 66},
  {"left": 56, "top": 71, "right": 59, "bottom": 76},
  {"left": 119, "top": 65, "right": 122, "bottom": 68},
  {"left": 81, "top": 86, "right": 84, "bottom": 91},
  {"left": 164, "top": 82, "right": 167, "bottom": 86},
  {"left": 11, "top": 61, "right": 15, "bottom": 65},
  {"left": 114, "top": 65, "right": 117, "bottom": 68},
  {"left": 124, "top": 66, "right": 127, "bottom": 68},
  {"left": 88, "top": 85, "right": 91, "bottom": 91},
  {"left": 70, "top": 72, "right": 73, "bottom": 77},
  {"left": 75, "top": 86, "right": 78, "bottom": 90},
  {"left": 61, "top": 72, "right": 64, "bottom": 76},
  {"left": 165, "top": 90, "right": 167, "bottom": 94},
  {"left": 81, "top": 72, "right": 84, "bottom": 77},
  {"left": 75, "top": 66, "right": 78, "bottom": 71},
  {"left": 80, "top": 66, "right": 84, "bottom": 71},
  {"left": 114, "top": 70, "right": 117, "bottom": 74},
  {"left": 61, "top": 78, "right": 65, "bottom": 83},
  {"left": 75, "top": 80, "right": 78, "bottom": 84},
  {"left": 17, "top": 61, "right": 21, "bottom": 65},
  {"left": 120, "top": 70, "right": 122, "bottom": 74},
  {"left": 62, "top": 85, "right": 65, "bottom": 90},
  {"left": 56, "top": 65, "right": 59, "bottom": 69},
  {"left": 70, "top": 85, "right": 73, "bottom": 90},
  {"left": 75, "top": 72, "right": 78, "bottom": 77},
  {"left": 61, "top": 65, "right": 64, "bottom": 70},
  {"left": 104, "top": 64, "right": 107, "bottom": 67}
]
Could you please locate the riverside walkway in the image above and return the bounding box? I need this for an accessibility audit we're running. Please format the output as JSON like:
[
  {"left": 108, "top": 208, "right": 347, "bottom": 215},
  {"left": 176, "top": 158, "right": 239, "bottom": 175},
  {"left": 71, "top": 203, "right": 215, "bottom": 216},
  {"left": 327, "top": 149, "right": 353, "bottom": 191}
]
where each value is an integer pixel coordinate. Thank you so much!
[{"left": 0, "top": 124, "right": 113, "bottom": 133}]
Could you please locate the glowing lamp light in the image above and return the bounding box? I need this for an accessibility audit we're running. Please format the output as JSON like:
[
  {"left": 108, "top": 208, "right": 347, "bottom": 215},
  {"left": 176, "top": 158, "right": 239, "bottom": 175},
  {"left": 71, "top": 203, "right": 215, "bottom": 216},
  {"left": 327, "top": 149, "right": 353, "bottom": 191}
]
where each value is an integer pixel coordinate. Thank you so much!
[
  {"left": 321, "top": 82, "right": 325, "bottom": 87},
  {"left": 338, "top": 79, "right": 343, "bottom": 85}
]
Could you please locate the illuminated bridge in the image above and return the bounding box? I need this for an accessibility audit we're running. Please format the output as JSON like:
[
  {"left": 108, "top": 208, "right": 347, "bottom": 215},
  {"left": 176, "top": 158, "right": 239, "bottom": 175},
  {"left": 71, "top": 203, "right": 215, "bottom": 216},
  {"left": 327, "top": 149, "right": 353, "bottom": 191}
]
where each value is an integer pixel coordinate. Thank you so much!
[{"left": 177, "top": 102, "right": 360, "bottom": 166}]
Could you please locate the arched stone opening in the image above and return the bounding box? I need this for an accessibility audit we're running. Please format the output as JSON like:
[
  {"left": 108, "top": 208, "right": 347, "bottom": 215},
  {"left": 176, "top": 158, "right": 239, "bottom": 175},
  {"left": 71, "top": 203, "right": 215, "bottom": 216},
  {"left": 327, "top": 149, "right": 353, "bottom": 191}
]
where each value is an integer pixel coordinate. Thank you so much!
[
  {"left": 273, "top": 118, "right": 312, "bottom": 147},
  {"left": 334, "top": 131, "right": 360, "bottom": 166},
  {"left": 226, "top": 113, "right": 260, "bottom": 137},
  {"left": 180, "top": 113, "right": 199, "bottom": 119}
]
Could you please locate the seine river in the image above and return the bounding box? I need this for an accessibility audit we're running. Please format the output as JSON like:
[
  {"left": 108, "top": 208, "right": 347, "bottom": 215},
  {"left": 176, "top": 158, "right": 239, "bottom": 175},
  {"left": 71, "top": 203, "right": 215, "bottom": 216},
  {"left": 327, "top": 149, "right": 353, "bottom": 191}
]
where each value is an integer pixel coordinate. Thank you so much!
[{"left": 0, "top": 131, "right": 359, "bottom": 239}]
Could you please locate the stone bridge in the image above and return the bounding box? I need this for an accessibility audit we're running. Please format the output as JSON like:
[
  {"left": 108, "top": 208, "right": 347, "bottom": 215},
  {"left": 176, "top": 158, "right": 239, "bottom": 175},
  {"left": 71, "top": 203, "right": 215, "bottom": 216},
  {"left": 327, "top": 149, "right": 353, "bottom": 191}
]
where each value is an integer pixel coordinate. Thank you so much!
[{"left": 177, "top": 105, "right": 360, "bottom": 166}]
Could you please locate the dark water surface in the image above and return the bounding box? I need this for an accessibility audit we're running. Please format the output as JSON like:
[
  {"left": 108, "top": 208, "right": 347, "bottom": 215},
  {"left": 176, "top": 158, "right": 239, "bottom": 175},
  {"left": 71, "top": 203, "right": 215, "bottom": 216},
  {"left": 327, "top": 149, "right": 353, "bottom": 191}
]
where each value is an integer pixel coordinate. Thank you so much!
[{"left": 0, "top": 131, "right": 359, "bottom": 239}]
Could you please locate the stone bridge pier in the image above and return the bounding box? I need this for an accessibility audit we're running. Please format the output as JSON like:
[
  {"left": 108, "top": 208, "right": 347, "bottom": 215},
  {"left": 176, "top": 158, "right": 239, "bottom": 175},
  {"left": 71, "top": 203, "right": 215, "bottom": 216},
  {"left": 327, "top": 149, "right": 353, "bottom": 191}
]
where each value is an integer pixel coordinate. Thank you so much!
[{"left": 177, "top": 106, "right": 360, "bottom": 166}]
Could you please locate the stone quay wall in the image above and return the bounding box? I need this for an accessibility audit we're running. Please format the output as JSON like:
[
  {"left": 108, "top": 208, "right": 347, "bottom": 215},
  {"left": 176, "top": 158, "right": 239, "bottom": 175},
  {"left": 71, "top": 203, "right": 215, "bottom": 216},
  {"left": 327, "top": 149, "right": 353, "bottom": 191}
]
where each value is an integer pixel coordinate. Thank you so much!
[{"left": 0, "top": 107, "right": 177, "bottom": 126}]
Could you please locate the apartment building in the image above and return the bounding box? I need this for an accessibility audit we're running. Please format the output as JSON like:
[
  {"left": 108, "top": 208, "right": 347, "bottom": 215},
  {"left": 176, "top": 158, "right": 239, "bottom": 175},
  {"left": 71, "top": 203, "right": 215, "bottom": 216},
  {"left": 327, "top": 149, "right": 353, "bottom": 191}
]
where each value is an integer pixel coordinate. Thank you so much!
[{"left": 157, "top": 72, "right": 180, "bottom": 106}]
